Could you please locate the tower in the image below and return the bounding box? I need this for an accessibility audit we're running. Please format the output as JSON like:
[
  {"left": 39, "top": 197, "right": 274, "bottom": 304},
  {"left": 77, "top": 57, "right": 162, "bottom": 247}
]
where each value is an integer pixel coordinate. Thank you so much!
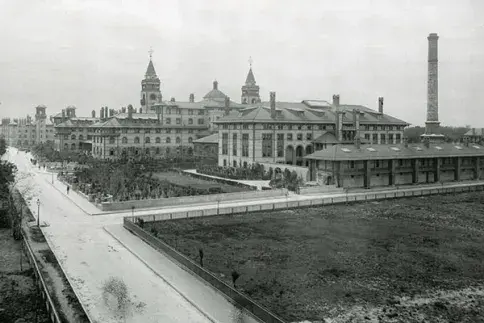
[
  {"left": 35, "top": 105, "right": 47, "bottom": 121},
  {"left": 241, "top": 57, "right": 260, "bottom": 104},
  {"left": 140, "top": 48, "right": 161, "bottom": 113},
  {"left": 421, "top": 33, "right": 445, "bottom": 142}
]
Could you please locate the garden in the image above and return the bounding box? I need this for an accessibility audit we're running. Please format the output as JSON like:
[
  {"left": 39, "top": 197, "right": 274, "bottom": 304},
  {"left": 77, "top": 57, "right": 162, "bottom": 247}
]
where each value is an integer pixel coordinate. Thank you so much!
[
  {"left": 197, "top": 163, "right": 303, "bottom": 191},
  {"left": 142, "top": 192, "right": 484, "bottom": 323},
  {"left": 65, "top": 160, "right": 251, "bottom": 203}
]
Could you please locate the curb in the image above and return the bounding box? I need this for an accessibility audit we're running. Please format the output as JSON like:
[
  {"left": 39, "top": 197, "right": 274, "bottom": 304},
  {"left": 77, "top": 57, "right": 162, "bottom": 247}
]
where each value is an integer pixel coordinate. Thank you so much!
[{"left": 103, "top": 226, "right": 219, "bottom": 323}]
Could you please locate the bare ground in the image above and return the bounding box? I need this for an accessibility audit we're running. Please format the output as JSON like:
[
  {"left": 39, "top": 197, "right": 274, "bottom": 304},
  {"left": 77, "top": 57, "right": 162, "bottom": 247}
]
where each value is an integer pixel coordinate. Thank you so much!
[{"left": 147, "top": 192, "right": 484, "bottom": 323}]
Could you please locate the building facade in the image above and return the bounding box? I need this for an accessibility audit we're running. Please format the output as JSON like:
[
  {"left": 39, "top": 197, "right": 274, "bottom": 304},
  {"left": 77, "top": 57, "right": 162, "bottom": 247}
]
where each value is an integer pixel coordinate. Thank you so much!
[
  {"left": 214, "top": 92, "right": 409, "bottom": 168},
  {"left": 305, "top": 140, "right": 484, "bottom": 188}
]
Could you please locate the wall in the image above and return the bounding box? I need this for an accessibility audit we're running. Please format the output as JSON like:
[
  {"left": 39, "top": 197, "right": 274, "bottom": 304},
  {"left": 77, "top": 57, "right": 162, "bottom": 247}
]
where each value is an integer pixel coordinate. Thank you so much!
[
  {"left": 123, "top": 218, "right": 286, "bottom": 323},
  {"left": 99, "top": 189, "right": 288, "bottom": 211},
  {"left": 258, "top": 162, "right": 310, "bottom": 182}
]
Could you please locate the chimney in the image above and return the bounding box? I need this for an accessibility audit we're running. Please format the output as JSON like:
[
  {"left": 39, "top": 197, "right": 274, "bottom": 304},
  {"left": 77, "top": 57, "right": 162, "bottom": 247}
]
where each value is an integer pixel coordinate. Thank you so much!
[
  {"left": 335, "top": 111, "right": 343, "bottom": 142},
  {"left": 378, "top": 97, "right": 384, "bottom": 114},
  {"left": 61, "top": 109, "right": 66, "bottom": 120},
  {"left": 101, "top": 107, "right": 105, "bottom": 119},
  {"left": 472, "top": 128, "right": 476, "bottom": 136},
  {"left": 270, "top": 92, "right": 276, "bottom": 119},
  {"left": 91, "top": 110, "right": 96, "bottom": 118},
  {"left": 224, "top": 96, "right": 230, "bottom": 116},
  {"left": 213, "top": 80, "right": 218, "bottom": 90},
  {"left": 170, "top": 97, "right": 175, "bottom": 102},
  {"left": 140, "top": 108, "right": 143, "bottom": 114},
  {"left": 128, "top": 105, "right": 133, "bottom": 119},
  {"left": 189, "top": 93, "right": 195, "bottom": 103},
  {"left": 110, "top": 109, "right": 114, "bottom": 117},
  {"left": 354, "top": 136, "right": 361, "bottom": 149},
  {"left": 353, "top": 109, "right": 360, "bottom": 138},
  {"left": 425, "top": 33, "right": 440, "bottom": 135},
  {"left": 332, "top": 94, "right": 340, "bottom": 108},
  {"left": 403, "top": 137, "right": 409, "bottom": 148}
]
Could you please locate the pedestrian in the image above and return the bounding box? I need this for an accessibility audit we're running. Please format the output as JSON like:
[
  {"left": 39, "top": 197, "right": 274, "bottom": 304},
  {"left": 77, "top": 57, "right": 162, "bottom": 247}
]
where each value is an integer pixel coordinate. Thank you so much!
[{"left": 67, "top": 185, "right": 70, "bottom": 195}]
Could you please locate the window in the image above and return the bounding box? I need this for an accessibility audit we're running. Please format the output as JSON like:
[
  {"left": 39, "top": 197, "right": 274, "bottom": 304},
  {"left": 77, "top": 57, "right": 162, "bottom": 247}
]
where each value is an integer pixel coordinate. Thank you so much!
[
  {"left": 109, "top": 137, "right": 115, "bottom": 144},
  {"left": 166, "top": 129, "right": 171, "bottom": 134},
  {"left": 155, "top": 129, "right": 161, "bottom": 133},
  {"left": 372, "top": 133, "right": 378, "bottom": 143},
  {"left": 122, "top": 137, "right": 127, "bottom": 144},
  {"left": 166, "top": 137, "right": 171, "bottom": 143},
  {"left": 176, "top": 137, "right": 181, "bottom": 144},
  {"left": 243, "top": 125, "right": 249, "bottom": 130},
  {"left": 365, "top": 134, "right": 370, "bottom": 141},
  {"left": 306, "top": 133, "right": 312, "bottom": 141},
  {"left": 198, "top": 110, "right": 204, "bottom": 115},
  {"left": 277, "top": 134, "right": 284, "bottom": 157},
  {"left": 223, "top": 159, "right": 227, "bottom": 166},
  {"left": 287, "top": 134, "right": 293, "bottom": 141},
  {"left": 318, "top": 125, "right": 326, "bottom": 130},
  {"left": 396, "top": 133, "right": 401, "bottom": 143},
  {"left": 176, "top": 129, "right": 181, "bottom": 134},
  {"left": 232, "top": 134, "right": 237, "bottom": 156},
  {"left": 166, "top": 118, "right": 171, "bottom": 124},
  {"left": 188, "top": 110, "right": 194, "bottom": 115},
  {"left": 110, "top": 149, "right": 114, "bottom": 156},
  {"left": 64, "top": 135, "right": 68, "bottom": 140},
  {"left": 156, "top": 147, "right": 160, "bottom": 154},
  {"left": 145, "top": 137, "right": 151, "bottom": 143},
  {"left": 375, "top": 160, "right": 380, "bottom": 168},
  {"left": 380, "top": 134, "right": 386, "bottom": 144},
  {"left": 122, "top": 129, "right": 128, "bottom": 133},
  {"left": 134, "top": 137, "right": 140, "bottom": 144},
  {"left": 233, "top": 160, "right": 237, "bottom": 167},
  {"left": 242, "top": 134, "right": 249, "bottom": 157},
  {"left": 188, "top": 137, "right": 193, "bottom": 144},
  {"left": 297, "top": 133, "right": 303, "bottom": 141},
  {"left": 350, "top": 161, "right": 355, "bottom": 168},
  {"left": 188, "top": 118, "right": 193, "bottom": 125},
  {"left": 176, "top": 118, "right": 181, "bottom": 124},
  {"left": 262, "top": 134, "right": 273, "bottom": 157},
  {"left": 135, "top": 129, "right": 140, "bottom": 133},
  {"left": 198, "top": 119, "right": 204, "bottom": 125},
  {"left": 145, "top": 129, "right": 151, "bottom": 134},
  {"left": 166, "top": 108, "right": 171, "bottom": 114},
  {"left": 298, "top": 125, "right": 302, "bottom": 130},
  {"left": 188, "top": 129, "right": 193, "bottom": 134},
  {"left": 222, "top": 133, "right": 228, "bottom": 155},
  {"left": 71, "top": 143, "right": 76, "bottom": 150},
  {"left": 79, "top": 135, "right": 84, "bottom": 140},
  {"left": 155, "top": 137, "right": 161, "bottom": 143},
  {"left": 389, "top": 133, "right": 394, "bottom": 143}
]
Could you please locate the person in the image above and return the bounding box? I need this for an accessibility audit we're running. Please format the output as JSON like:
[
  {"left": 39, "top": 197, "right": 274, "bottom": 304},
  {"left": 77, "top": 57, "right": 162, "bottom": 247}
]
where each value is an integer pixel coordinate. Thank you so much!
[{"left": 67, "top": 185, "right": 70, "bottom": 194}]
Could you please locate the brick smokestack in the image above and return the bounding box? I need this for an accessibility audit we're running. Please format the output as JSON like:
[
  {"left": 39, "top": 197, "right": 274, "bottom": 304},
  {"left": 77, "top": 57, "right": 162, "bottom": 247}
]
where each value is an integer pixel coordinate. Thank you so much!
[
  {"left": 91, "top": 110, "right": 95, "bottom": 118},
  {"left": 353, "top": 109, "right": 360, "bottom": 141},
  {"left": 128, "top": 105, "right": 133, "bottom": 119},
  {"left": 270, "top": 92, "right": 276, "bottom": 119},
  {"left": 425, "top": 33, "right": 440, "bottom": 134},
  {"left": 378, "top": 97, "right": 384, "bottom": 114},
  {"left": 332, "top": 94, "right": 340, "bottom": 108},
  {"left": 100, "top": 107, "right": 104, "bottom": 119},
  {"left": 189, "top": 93, "right": 195, "bottom": 103}
]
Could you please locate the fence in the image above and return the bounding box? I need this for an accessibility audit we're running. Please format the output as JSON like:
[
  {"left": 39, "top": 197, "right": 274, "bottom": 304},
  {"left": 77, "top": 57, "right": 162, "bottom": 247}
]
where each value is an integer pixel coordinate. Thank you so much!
[
  {"left": 126, "top": 182, "right": 484, "bottom": 223},
  {"left": 21, "top": 230, "right": 63, "bottom": 323},
  {"left": 123, "top": 217, "right": 286, "bottom": 323}
]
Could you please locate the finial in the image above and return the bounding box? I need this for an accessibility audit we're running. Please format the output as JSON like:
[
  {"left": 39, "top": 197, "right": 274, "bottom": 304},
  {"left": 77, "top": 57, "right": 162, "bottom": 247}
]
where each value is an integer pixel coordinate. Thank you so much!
[
  {"left": 148, "top": 47, "right": 154, "bottom": 60},
  {"left": 248, "top": 56, "right": 253, "bottom": 68}
]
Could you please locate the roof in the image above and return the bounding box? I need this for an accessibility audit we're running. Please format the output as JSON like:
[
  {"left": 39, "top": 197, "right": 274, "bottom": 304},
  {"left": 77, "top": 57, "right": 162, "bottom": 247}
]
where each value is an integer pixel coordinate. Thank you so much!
[
  {"left": 214, "top": 100, "right": 409, "bottom": 125},
  {"left": 313, "top": 131, "right": 339, "bottom": 144},
  {"left": 245, "top": 68, "right": 256, "bottom": 85},
  {"left": 203, "top": 80, "right": 228, "bottom": 100},
  {"left": 464, "top": 128, "right": 484, "bottom": 136},
  {"left": 145, "top": 59, "right": 157, "bottom": 78},
  {"left": 193, "top": 133, "right": 218, "bottom": 144},
  {"left": 305, "top": 143, "right": 484, "bottom": 161}
]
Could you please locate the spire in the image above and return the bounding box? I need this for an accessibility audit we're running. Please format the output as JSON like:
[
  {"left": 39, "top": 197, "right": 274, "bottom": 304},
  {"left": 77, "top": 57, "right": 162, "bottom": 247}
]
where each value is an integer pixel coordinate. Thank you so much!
[
  {"left": 245, "top": 56, "right": 256, "bottom": 85},
  {"left": 145, "top": 48, "right": 157, "bottom": 79}
]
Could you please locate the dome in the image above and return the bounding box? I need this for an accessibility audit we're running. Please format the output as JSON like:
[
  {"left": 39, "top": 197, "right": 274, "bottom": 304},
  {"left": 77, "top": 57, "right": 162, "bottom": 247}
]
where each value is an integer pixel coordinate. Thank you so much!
[{"left": 203, "top": 80, "right": 228, "bottom": 100}]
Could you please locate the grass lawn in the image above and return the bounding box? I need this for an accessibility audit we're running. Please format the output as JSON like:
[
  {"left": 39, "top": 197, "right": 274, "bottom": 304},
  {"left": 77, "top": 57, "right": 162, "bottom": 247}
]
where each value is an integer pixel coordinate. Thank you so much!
[
  {"left": 151, "top": 171, "right": 249, "bottom": 193},
  {"left": 146, "top": 192, "right": 484, "bottom": 323}
]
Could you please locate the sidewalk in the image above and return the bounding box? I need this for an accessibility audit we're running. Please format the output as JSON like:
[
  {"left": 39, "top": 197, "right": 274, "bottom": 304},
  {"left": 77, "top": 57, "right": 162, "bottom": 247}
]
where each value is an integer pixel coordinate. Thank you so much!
[
  {"left": 183, "top": 169, "right": 271, "bottom": 190},
  {"left": 104, "top": 224, "right": 260, "bottom": 323}
]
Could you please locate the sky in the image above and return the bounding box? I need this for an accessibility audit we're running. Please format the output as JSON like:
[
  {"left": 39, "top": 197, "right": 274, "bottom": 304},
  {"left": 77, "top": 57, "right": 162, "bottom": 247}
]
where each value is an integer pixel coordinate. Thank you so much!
[{"left": 0, "top": 0, "right": 483, "bottom": 127}]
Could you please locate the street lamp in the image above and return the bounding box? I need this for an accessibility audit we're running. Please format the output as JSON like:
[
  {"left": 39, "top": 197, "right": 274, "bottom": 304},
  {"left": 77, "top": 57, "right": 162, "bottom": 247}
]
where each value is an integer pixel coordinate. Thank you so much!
[{"left": 36, "top": 199, "right": 40, "bottom": 227}]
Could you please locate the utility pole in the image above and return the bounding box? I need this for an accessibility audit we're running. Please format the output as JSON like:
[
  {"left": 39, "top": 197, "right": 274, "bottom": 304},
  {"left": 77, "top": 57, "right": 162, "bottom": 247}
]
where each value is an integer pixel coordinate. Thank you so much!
[{"left": 36, "top": 199, "right": 40, "bottom": 227}]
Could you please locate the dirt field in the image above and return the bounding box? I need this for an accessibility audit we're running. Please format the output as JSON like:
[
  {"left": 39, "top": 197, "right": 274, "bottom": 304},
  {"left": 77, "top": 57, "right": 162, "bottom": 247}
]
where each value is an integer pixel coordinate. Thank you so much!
[
  {"left": 0, "top": 228, "right": 50, "bottom": 323},
  {"left": 147, "top": 192, "right": 484, "bottom": 323},
  {"left": 151, "top": 171, "right": 249, "bottom": 193}
]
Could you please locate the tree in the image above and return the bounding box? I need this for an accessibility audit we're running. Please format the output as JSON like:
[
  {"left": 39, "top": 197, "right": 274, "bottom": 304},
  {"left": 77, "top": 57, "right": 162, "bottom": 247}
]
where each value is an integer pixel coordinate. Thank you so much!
[
  {"left": 231, "top": 270, "right": 240, "bottom": 288},
  {"left": 0, "top": 137, "right": 6, "bottom": 156},
  {"left": 102, "top": 276, "right": 131, "bottom": 321}
]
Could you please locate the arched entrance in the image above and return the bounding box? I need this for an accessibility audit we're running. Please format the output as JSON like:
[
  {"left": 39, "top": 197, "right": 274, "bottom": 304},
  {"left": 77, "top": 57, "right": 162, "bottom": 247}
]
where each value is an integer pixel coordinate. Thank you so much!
[
  {"left": 295, "top": 145, "right": 304, "bottom": 166},
  {"left": 285, "top": 145, "right": 295, "bottom": 165}
]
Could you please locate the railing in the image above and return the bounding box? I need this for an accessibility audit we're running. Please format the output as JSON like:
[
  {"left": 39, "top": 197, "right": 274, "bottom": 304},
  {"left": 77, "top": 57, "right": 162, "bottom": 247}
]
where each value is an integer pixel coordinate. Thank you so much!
[
  {"left": 126, "top": 182, "right": 484, "bottom": 224},
  {"left": 124, "top": 217, "right": 286, "bottom": 323},
  {"left": 21, "top": 229, "right": 63, "bottom": 323}
]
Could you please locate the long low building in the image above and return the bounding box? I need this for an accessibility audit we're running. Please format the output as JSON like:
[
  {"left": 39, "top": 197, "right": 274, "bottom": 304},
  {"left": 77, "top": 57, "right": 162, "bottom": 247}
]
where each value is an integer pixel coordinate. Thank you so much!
[{"left": 304, "top": 140, "right": 484, "bottom": 188}]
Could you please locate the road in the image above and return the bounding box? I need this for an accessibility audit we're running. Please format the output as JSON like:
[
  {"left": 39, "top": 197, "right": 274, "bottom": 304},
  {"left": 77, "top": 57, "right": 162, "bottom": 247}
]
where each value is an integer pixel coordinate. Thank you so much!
[{"left": 5, "top": 148, "right": 261, "bottom": 323}]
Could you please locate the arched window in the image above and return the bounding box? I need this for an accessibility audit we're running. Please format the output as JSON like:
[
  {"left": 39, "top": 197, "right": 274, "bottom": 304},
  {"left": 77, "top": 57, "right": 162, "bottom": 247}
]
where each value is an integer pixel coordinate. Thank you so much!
[
  {"left": 71, "top": 134, "right": 76, "bottom": 140},
  {"left": 71, "top": 143, "right": 76, "bottom": 150},
  {"left": 176, "top": 137, "right": 181, "bottom": 144},
  {"left": 134, "top": 137, "right": 140, "bottom": 144},
  {"left": 109, "top": 137, "right": 115, "bottom": 144},
  {"left": 64, "top": 143, "right": 68, "bottom": 150},
  {"left": 166, "top": 147, "right": 171, "bottom": 155},
  {"left": 145, "top": 137, "right": 150, "bottom": 143},
  {"left": 79, "top": 135, "right": 84, "bottom": 140},
  {"left": 122, "top": 137, "right": 128, "bottom": 144},
  {"left": 188, "top": 137, "right": 193, "bottom": 144},
  {"left": 145, "top": 148, "right": 150, "bottom": 155},
  {"left": 251, "top": 98, "right": 256, "bottom": 104},
  {"left": 155, "top": 137, "right": 161, "bottom": 143},
  {"left": 156, "top": 147, "right": 160, "bottom": 154},
  {"left": 166, "top": 137, "right": 171, "bottom": 143},
  {"left": 188, "top": 118, "right": 193, "bottom": 125}
]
